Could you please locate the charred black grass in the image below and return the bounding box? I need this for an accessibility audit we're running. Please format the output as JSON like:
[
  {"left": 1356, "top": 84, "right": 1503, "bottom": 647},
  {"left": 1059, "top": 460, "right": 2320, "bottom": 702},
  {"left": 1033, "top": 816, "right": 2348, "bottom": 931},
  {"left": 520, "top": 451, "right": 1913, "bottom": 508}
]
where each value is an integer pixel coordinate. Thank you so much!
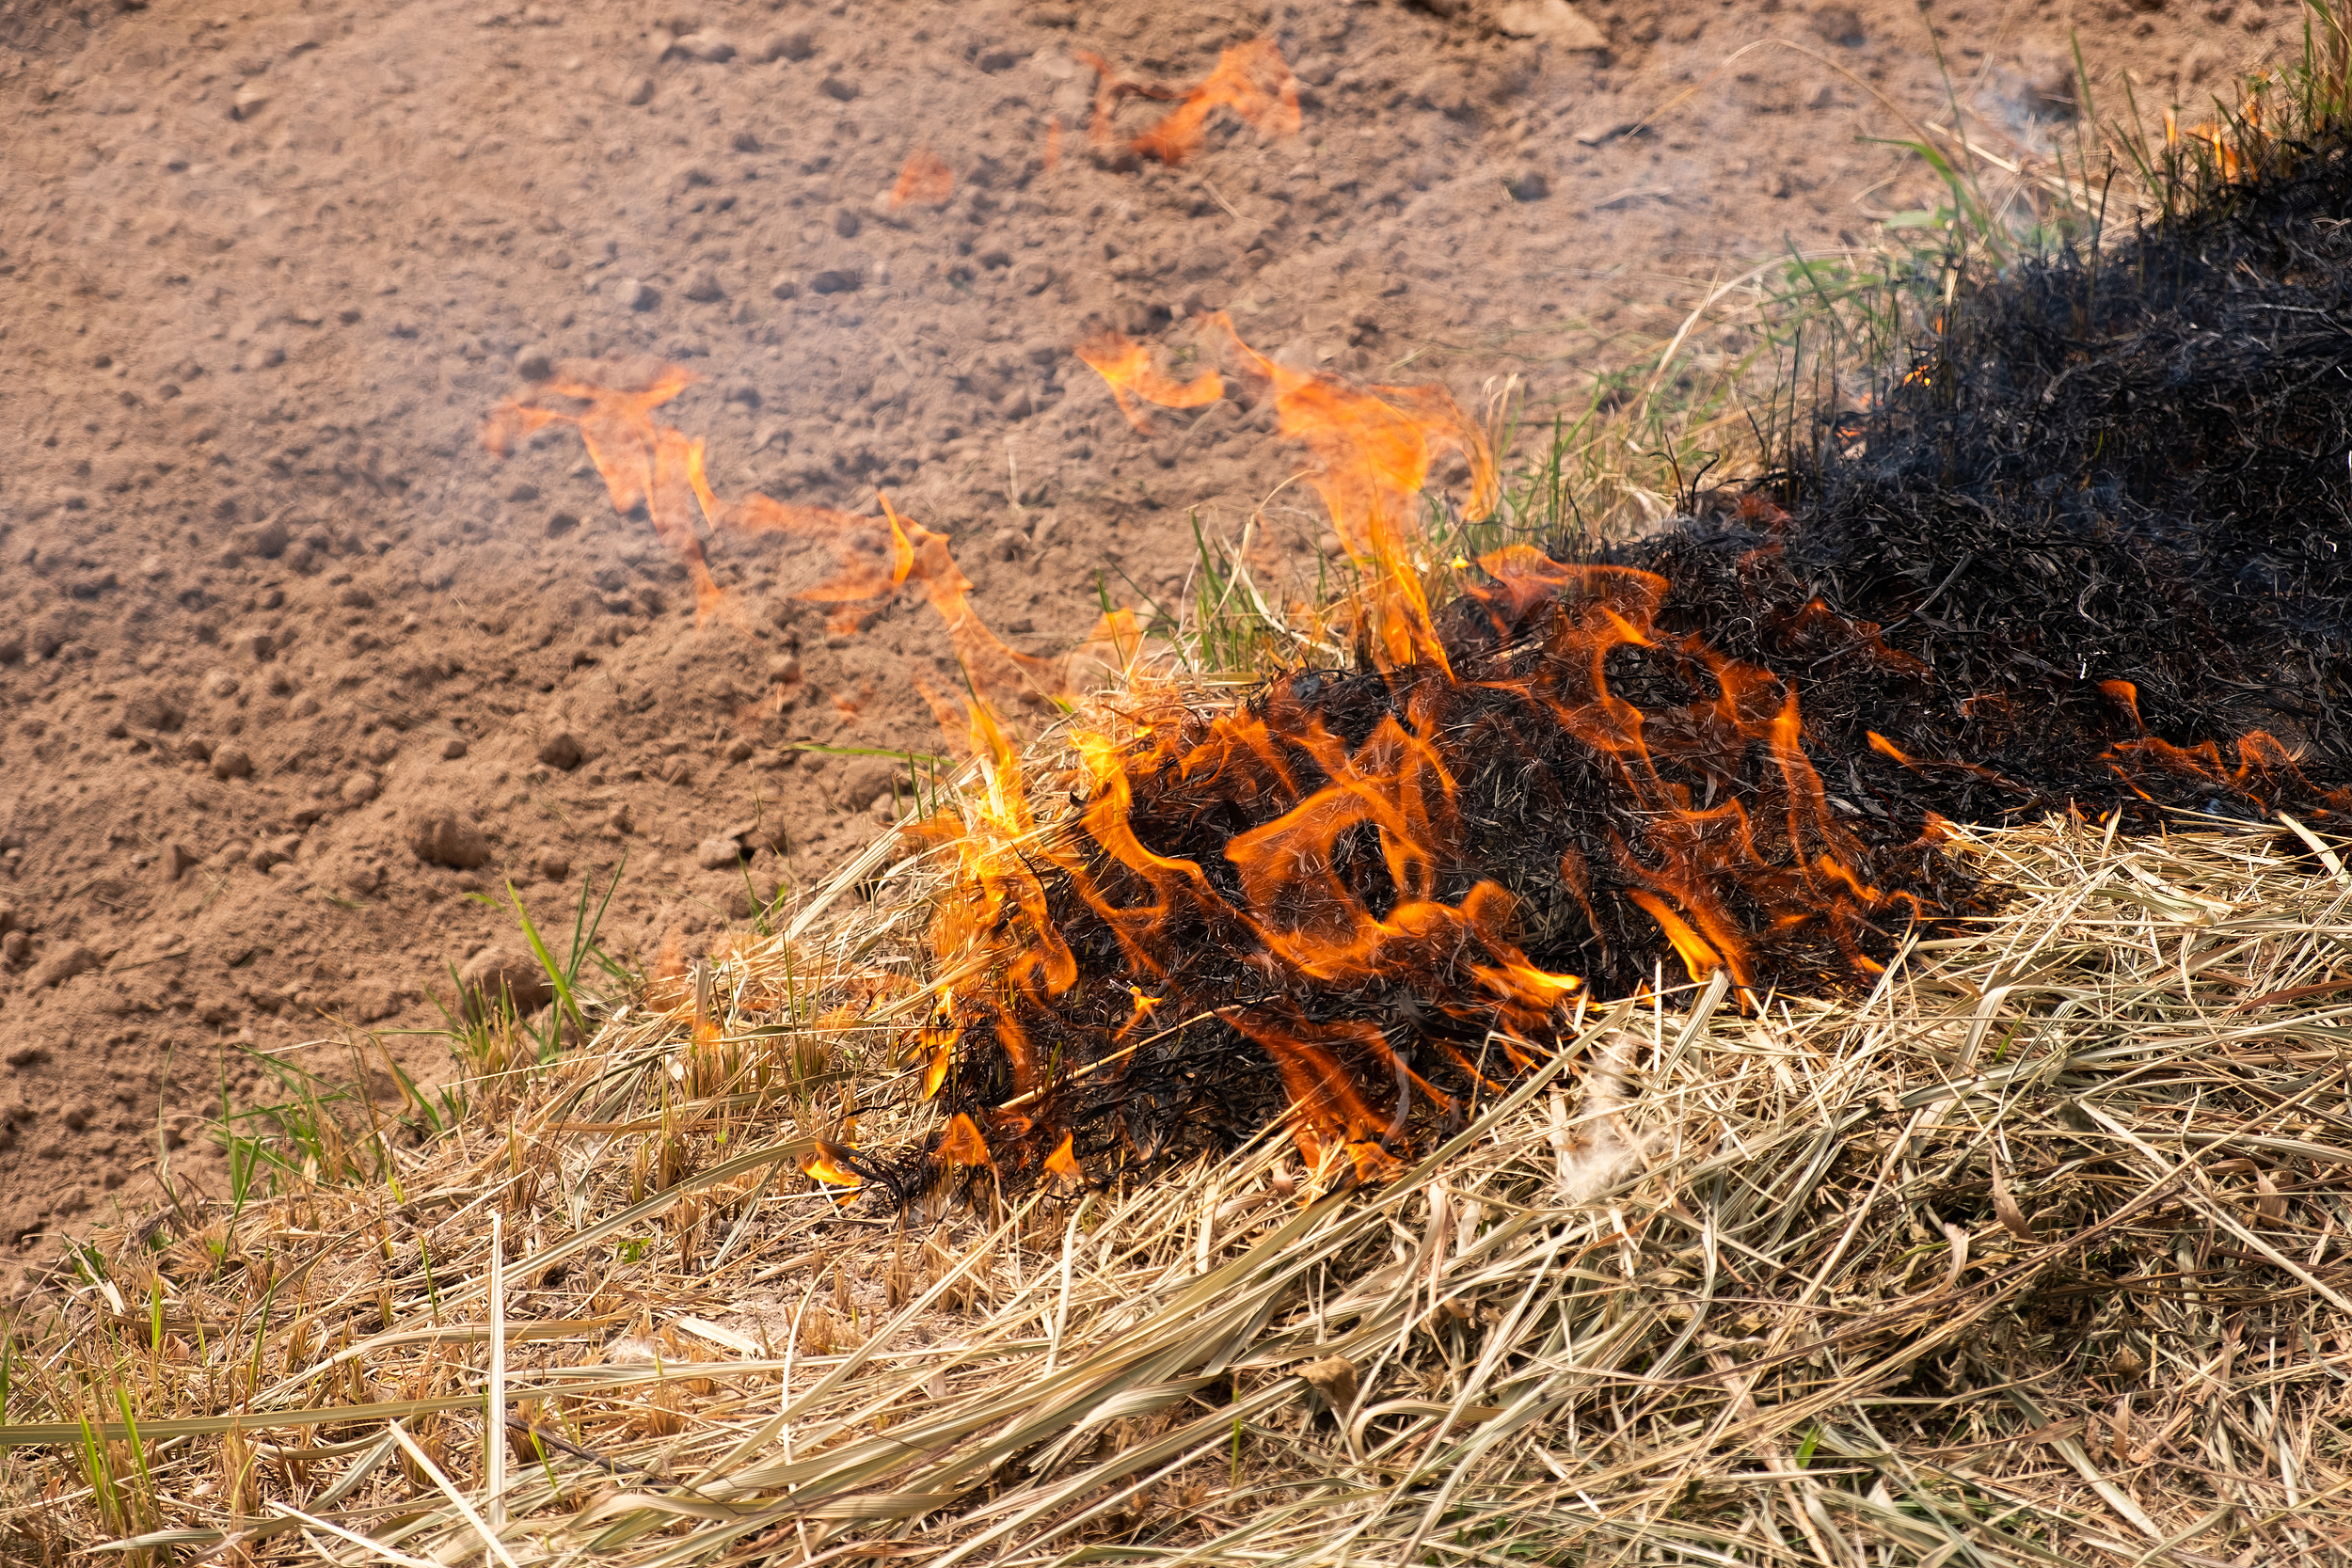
[{"left": 918, "top": 129, "right": 2352, "bottom": 1195}]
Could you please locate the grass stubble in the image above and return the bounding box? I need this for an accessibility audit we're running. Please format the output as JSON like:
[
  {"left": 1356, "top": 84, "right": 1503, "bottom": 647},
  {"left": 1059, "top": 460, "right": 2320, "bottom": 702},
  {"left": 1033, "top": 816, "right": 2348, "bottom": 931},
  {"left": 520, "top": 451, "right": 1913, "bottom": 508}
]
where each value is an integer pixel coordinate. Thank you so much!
[{"left": 8, "top": 9, "right": 2352, "bottom": 1565}]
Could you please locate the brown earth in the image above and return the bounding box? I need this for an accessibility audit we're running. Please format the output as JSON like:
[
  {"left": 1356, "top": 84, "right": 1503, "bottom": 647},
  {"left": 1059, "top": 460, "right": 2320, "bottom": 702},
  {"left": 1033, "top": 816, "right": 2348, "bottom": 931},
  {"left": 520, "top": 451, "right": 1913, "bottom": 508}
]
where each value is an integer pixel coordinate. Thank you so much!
[{"left": 0, "top": 0, "right": 2273, "bottom": 1299}]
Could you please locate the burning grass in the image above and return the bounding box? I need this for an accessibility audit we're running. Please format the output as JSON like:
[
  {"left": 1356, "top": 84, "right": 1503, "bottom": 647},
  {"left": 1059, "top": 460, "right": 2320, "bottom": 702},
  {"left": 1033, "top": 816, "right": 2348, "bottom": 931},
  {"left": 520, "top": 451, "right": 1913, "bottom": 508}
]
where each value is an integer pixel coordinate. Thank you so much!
[
  {"left": 5, "top": 812, "right": 2352, "bottom": 1566},
  {"left": 8, "top": 16, "right": 2352, "bottom": 1564}
]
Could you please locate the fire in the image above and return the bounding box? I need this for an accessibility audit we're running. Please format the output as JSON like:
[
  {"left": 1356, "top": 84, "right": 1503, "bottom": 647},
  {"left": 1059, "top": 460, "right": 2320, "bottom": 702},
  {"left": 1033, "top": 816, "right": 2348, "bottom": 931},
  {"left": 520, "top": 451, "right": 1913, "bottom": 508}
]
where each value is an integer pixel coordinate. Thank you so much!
[
  {"left": 920, "top": 541, "right": 1953, "bottom": 1187},
  {"left": 1072, "top": 329, "right": 1223, "bottom": 434},
  {"left": 484, "top": 363, "right": 1146, "bottom": 761},
  {"left": 482, "top": 363, "right": 737, "bottom": 625},
  {"left": 1080, "top": 315, "right": 1497, "bottom": 673},
  {"left": 890, "top": 147, "right": 955, "bottom": 210},
  {"left": 1075, "top": 38, "right": 1300, "bottom": 166}
]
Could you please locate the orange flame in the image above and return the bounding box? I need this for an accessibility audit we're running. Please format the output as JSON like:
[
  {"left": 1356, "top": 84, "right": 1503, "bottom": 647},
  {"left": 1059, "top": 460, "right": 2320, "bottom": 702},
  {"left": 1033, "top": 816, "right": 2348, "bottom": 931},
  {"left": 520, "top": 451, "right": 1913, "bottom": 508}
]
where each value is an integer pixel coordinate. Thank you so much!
[
  {"left": 1074, "top": 38, "right": 1301, "bottom": 166},
  {"left": 483, "top": 363, "right": 739, "bottom": 625},
  {"left": 1042, "top": 1132, "right": 1083, "bottom": 1188},
  {"left": 1073, "top": 328, "right": 1224, "bottom": 434},
  {"left": 802, "top": 1142, "right": 863, "bottom": 1194},
  {"left": 924, "top": 549, "right": 1932, "bottom": 1175},
  {"left": 936, "top": 1112, "right": 993, "bottom": 1171},
  {"left": 1076, "top": 315, "right": 1498, "bottom": 674},
  {"left": 1130, "top": 39, "right": 1301, "bottom": 166},
  {"left": 486, "top": 362, "right": 1143, "bottom": 764},
  {"left": 890, "top": 147, "right": 956, "bottom": 210}
]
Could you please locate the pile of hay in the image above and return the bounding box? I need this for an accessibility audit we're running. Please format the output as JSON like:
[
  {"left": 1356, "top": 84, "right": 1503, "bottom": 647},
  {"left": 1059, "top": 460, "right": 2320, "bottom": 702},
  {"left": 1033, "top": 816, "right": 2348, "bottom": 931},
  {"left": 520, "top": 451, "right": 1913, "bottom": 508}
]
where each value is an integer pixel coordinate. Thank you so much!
[{"left": 3, "top": 807, "right": 2350, "bottom": 1566}]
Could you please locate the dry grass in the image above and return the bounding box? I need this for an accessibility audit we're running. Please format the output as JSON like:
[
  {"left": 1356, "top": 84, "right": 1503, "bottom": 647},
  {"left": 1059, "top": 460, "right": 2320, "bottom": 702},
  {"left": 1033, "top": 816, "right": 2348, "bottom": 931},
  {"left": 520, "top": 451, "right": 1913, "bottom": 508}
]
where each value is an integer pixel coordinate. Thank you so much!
[
  {"left": 8, "top": 26, "right": 2351, "bottom": 1562},
  {"left": 5, "top": 789, "right": 2351, "bottom": 1567}
]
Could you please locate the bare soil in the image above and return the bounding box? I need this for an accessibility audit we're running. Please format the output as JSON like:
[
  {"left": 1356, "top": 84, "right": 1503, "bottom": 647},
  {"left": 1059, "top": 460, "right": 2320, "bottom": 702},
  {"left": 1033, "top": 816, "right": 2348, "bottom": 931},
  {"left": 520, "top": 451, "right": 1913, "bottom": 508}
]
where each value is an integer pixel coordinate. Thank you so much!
[{"left": 0, "top": 0, "right": 2269, "bottom": 1298}]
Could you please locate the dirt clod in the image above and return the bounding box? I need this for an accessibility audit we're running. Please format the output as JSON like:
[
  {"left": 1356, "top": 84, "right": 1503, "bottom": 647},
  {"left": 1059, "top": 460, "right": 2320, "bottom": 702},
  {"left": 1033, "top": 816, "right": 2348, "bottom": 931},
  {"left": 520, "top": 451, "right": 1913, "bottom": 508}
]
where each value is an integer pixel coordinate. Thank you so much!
[
  {"left": 537, "top": 733, "right": 586, "bottom": 770},
  {"left": 458, "top": 946, "right": 554, "bottom": 1016},
  {"left": 32, "top": 945, "right": 98, "bottom": 989},
  {"left": 408, "top": 812, "right": 492, "bottom": 870}
]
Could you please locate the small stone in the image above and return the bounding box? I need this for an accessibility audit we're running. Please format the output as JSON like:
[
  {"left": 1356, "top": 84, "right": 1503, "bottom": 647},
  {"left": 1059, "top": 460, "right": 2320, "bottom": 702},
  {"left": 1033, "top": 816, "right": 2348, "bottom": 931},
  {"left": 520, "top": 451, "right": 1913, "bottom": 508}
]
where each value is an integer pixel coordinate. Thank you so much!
[
  {"left": 617, "top": 277, "right": 659, "bottom": 310},
  {"left": 342, "top": 772, "right": 381, "bottom": 806},
  {"left": 809, "top": 270, "right": 861, "bottom": 296},
  {"left": 408, "top": 811, "right": 492, "bottom": 870},
  {"left": 204, "top": 671, "right": 240, "bottom": 700},
  {"left": 138, "top": 553, "right": 169, "bottom": 579},
  {"left": 338, "top": 585, "right": 374, "bottom": 609},
  {"left": 364, "top": 735, "right": 401, "bottom": 766},
  {"left": 516, "top": 349, "right": 555, "bottom": 381},
  {"left": 458, "top": 946, "right": 554, "bottom": 1017},
  {"left": 1813, "top": 4, "right": 1867, "bottom": 45},
  {"left": 833, "top": 209, "right": 862, "bottom": 240},
  {"left": 819, "top": 75, "right": 858, "bottom": 102},
  {"left": 624, "top": 73, "right": 656, "bottom": 105},
  {"left": 675, "top": 29, "right": 735, "bottom": 61},
  {"left": 440, "top": 736, "right": 469, "bottom": 761},
  {"left": 769, "top": 273, "right": 799, "bottom": 300},
  {"left": 1, "top": 931, "right": 29, "bottom": 967},
  {"left": 697, "top": 834, "right": 747, "bottom": 871},
  {"left": 1505, "top": 169, "right": 1550, "bottom": 201},
  {"left": 535, "top": 851, "right": 572, "bottom": 882},
  {"left": 231, "top": 84, "right": 268, "bottom": 120},
  {"left": 182, "top": 735, "right": 215, "bottom": 763},
  {"left": 760, "top": 30, "right": 815, "bottom": 62},
  {"left": 1494, "top": 0, "right": 1609, "bottom": 49},
  {"left": 248, "top": 834, "right": 300, "bottom": 872},
  {"left": 537, "top": 732, "right": 585, "bottom": 770},
  {"left": 765, "top": 653, "right": 803, "bottom": 683},
  {"left": 210, "top": 744, "right": 253, "bottom": 781},
  {"left": 163, "top": 844, "right": 199, "bottom": 880},
  {"left": 507, "top": 482, "right": 541, "bottom": 502},
  {"left": 835, "top": 757, "right": 900, "bottom": 812},
  {"left": 32, "top": 944, "right": 98, "bottom": 989},
  {"left": 683, "top": 269, "right": 725, "bottom": 302}
]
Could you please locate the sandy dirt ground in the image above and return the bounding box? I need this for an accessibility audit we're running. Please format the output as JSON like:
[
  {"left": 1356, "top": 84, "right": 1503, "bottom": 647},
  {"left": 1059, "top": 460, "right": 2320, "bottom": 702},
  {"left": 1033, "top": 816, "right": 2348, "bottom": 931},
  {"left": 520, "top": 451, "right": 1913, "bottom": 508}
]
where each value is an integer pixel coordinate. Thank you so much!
[{"left": 0, "top": 0, "right": 2277, "bottom": 1296}]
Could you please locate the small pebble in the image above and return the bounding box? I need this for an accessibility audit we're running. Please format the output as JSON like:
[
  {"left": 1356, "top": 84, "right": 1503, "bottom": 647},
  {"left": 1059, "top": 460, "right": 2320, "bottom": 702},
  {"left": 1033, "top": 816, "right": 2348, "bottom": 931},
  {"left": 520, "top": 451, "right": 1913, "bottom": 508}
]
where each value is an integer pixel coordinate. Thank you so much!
[
  {"left": 675, "top": 30, "right": 735, "bottom": 62},
  {"left": 440, "top": 736, "right": 469, "bottom": 761},
  {"left": 204, "top": 671, "right": 240, "bottom": 699},
  {"left": 624, "top": 74, "right": 656, "bottom": 106},
  {"left": 617, "top": 277, "right": 658, "bottom": 310},
  {"left": 760, "top": 30, "right": 815, "bottom": 62},
  {"left": 683, "top": 269, "right": 724, "bottom": 302},
  {"left": 696, "top": 834, "right": 746, "bottom": 871},
  {"left": 537, "top": 732, "right": 585, "bottom": 770},
  {"left": 210, "top": 744, "right": 253, "bottom": 781},
  {"left": 342, "top": 772, "right": 381, "bottom": 806}
]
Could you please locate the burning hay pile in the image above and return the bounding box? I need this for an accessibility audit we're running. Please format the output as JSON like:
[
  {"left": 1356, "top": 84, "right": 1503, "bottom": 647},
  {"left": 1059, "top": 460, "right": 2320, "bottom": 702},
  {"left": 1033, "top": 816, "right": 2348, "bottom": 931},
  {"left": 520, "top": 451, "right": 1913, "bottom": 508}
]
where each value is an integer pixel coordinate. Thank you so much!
[{"left": 7, "top": 39, "right": 2352, "bottom": 1568}]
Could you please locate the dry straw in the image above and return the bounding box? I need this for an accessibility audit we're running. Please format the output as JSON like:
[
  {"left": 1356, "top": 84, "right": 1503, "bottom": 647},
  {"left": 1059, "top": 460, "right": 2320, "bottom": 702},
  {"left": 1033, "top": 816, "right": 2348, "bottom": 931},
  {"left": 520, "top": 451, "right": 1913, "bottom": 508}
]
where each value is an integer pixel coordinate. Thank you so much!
[{"left": 4, "top": 786, "right": 2351, "bottom": 1567}]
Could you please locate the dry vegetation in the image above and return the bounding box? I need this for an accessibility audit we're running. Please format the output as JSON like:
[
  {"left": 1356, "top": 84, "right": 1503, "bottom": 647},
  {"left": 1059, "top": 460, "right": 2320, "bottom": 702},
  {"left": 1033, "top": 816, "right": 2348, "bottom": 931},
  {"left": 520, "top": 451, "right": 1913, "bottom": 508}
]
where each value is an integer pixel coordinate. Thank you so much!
[
  {"left": 7, "top": 12, "right": 2352, "bottom": 1565},
  {"left": 4, "top": 808, "right": 2352, "bottom": 1567}
]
